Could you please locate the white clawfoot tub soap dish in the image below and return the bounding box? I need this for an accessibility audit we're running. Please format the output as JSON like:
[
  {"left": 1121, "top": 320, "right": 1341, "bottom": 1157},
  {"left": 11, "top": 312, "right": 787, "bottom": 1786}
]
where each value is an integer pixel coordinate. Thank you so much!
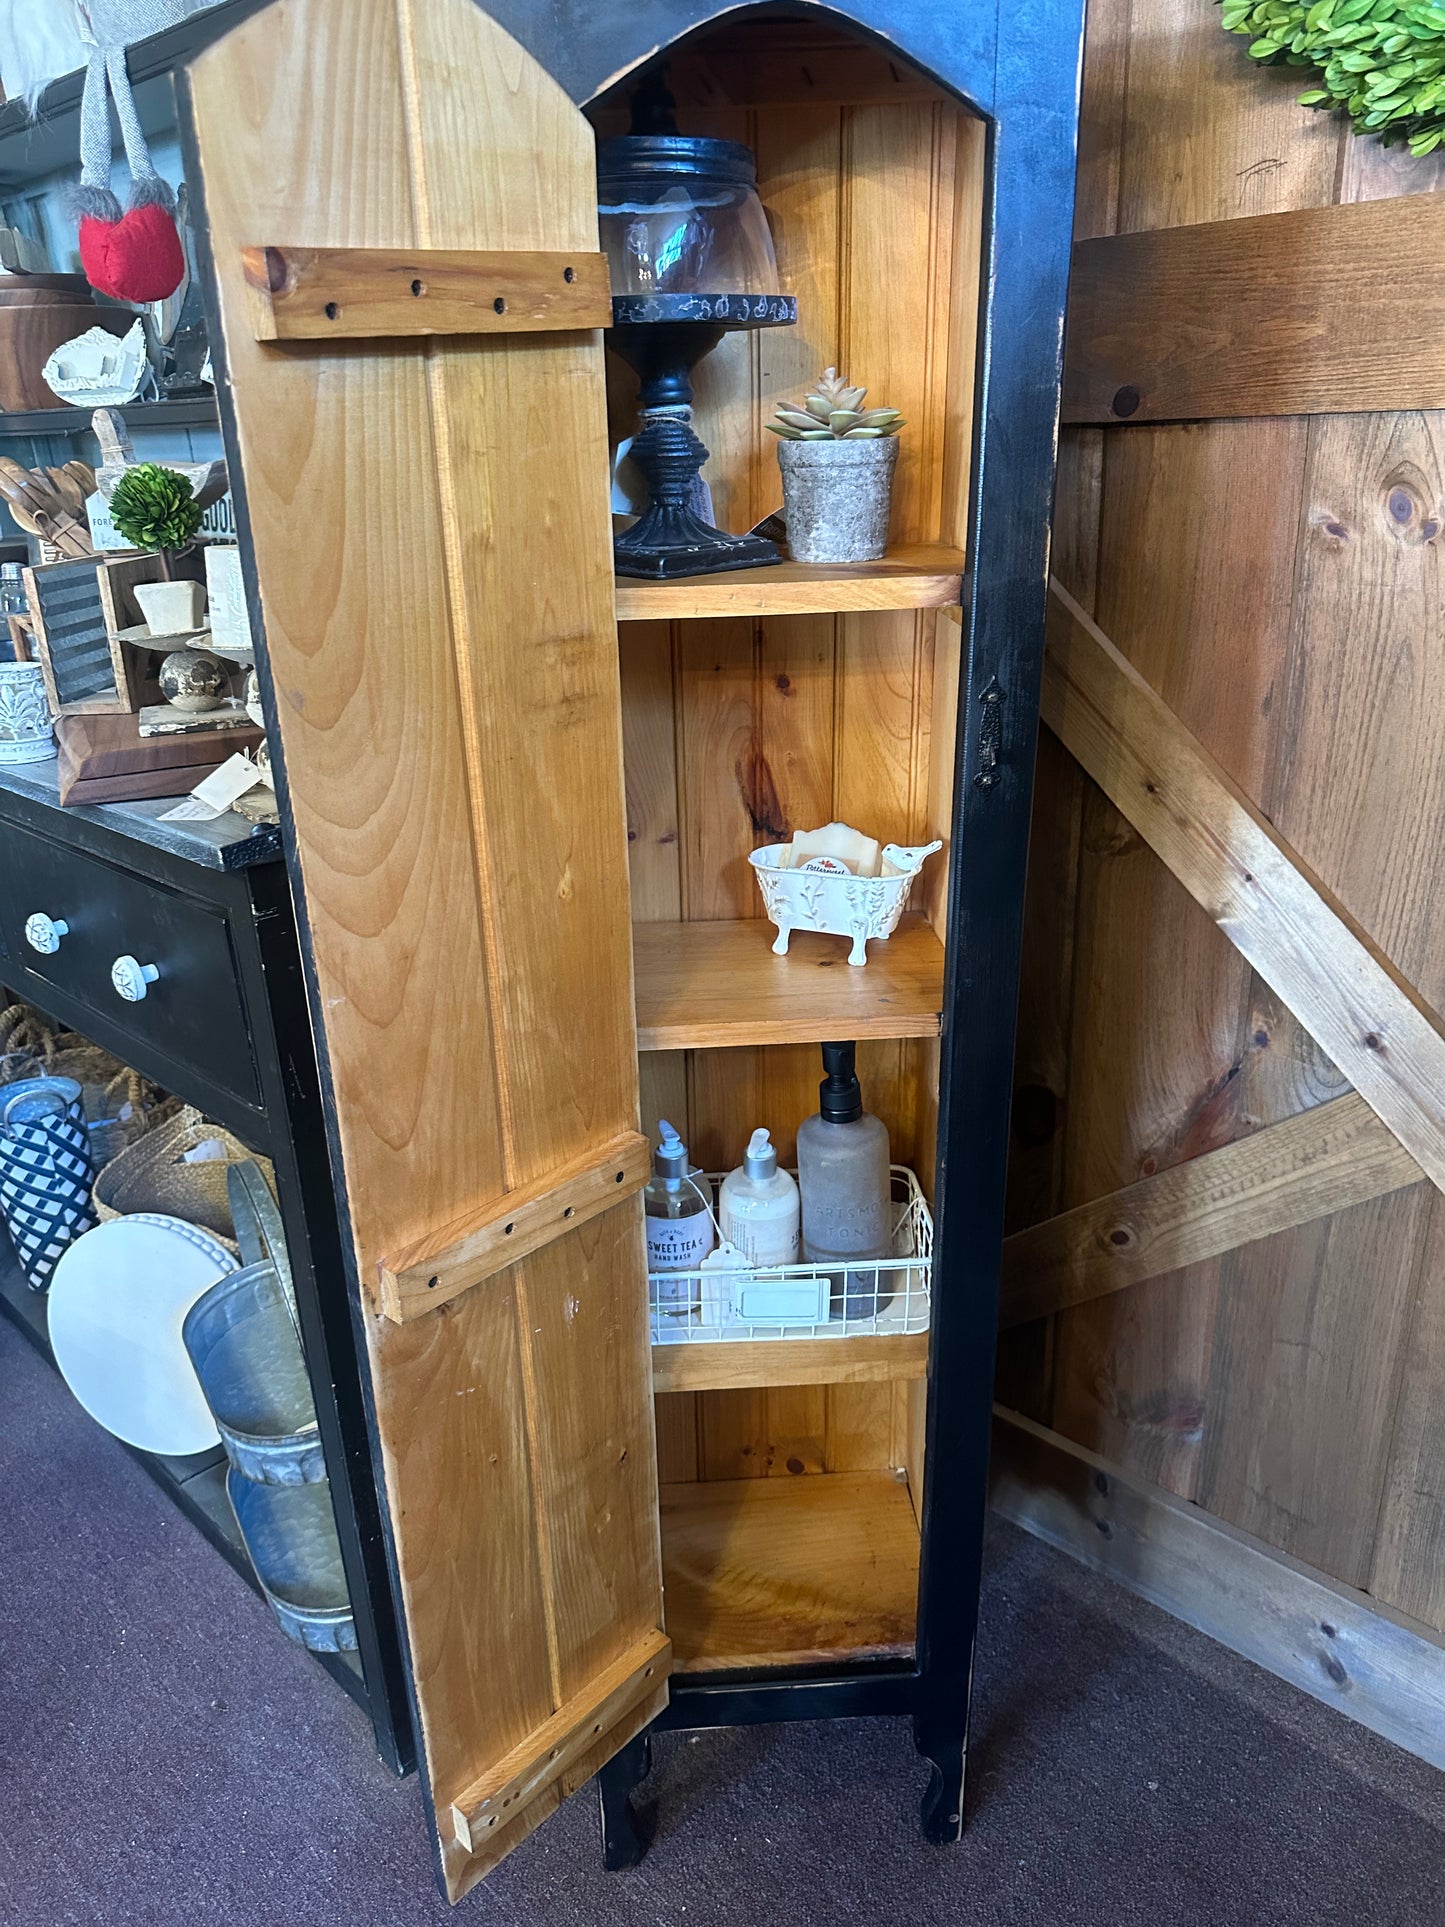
[{"left": 749, "top": 823, "right": 943, "bottom": 967}]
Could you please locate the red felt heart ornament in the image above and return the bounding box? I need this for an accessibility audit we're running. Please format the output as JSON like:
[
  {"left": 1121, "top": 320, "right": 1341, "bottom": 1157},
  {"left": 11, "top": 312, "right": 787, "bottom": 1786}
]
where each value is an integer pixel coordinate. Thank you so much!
[{"left": 79, "top": 200, "right": 185, "bottom": 304}]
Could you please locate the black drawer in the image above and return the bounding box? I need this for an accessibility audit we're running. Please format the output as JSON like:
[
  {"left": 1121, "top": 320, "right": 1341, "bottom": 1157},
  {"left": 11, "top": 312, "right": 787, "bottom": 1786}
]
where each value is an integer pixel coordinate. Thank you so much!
[{"left": 0, "top": 823, "right": 262, "bottom": 1108}]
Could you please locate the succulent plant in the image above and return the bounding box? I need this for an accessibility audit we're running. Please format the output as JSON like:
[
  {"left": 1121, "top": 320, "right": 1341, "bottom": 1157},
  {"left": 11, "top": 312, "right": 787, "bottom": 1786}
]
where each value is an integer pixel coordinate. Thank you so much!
[
  {"left": 767, "top": 367, "right": 906, "bottom": 440},
  {"left": 1219, "top": 0, "right": 1445, "bottom": 155},
  {"left": 109, "top": 462, "right": 203, "bottom": 554}
]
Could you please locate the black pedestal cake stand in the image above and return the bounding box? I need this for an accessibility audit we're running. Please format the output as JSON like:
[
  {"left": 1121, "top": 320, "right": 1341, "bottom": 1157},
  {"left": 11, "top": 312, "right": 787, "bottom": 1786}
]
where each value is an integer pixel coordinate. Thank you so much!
[{"left": 609, "top": 291, "right": 796, "bottom": 580}]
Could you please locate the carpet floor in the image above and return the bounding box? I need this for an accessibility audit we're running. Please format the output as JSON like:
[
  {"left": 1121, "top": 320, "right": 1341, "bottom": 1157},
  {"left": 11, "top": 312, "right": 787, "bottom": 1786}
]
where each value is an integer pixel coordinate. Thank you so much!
[{"left": 2, "top": 1308, "right": 1443, "bottom": 1927}]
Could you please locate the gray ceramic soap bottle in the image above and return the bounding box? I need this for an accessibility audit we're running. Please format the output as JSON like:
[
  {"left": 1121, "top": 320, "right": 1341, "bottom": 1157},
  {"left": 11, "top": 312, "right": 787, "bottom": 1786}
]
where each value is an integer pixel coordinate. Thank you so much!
[{"left": 796, "top": 1041, "right": 893, "bottom": 1320}]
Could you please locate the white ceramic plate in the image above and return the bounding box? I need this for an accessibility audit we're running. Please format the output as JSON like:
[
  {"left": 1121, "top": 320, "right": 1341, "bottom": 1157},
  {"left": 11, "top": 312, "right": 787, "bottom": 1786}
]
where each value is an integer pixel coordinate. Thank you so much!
[{"left": 47, "top": 1214, "right": 235, "bottom": 1455}]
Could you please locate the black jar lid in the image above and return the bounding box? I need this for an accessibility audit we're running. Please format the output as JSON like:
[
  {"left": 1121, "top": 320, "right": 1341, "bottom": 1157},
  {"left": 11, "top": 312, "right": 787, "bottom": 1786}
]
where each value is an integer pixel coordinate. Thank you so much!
[{"left": 597, "top": 133, "right": 758, "bottom": 187}]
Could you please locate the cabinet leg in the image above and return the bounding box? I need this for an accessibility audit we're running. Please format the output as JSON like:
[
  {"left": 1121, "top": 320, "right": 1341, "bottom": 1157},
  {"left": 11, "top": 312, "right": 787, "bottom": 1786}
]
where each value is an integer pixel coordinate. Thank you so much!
[
  {"left": 914, "top": 1720, "right": 967, "bottom": 1846},
  {"left": 597, "top": 1731, "right": 654, "bottom": 1871}
]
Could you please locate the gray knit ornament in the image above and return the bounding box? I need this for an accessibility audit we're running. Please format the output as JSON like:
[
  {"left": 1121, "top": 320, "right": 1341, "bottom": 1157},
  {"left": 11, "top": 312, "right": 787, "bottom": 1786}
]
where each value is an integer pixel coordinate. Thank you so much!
[{"left": 72, "top": 1, "right": 210, "bottom": 221}]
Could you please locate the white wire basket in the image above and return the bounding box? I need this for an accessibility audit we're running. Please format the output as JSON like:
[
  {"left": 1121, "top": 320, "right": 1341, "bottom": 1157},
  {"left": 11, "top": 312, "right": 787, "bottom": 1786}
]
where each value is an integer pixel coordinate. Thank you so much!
[{"left": 649, "top": 1165, "right": 932, "bottom": 1346}]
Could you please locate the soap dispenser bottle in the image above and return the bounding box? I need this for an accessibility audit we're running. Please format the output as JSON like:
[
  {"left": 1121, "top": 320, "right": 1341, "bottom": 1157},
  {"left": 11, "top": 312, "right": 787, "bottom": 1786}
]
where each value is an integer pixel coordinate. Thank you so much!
[
  {"left": 719, "top": 1128, "right": 801, "bottom": 1269},
  {"left": 796, "top": 1041, "right": 894, "bottom": 1320},
  {"left": 643, "top": 1119, "right": 715, "bottom": 1317}
]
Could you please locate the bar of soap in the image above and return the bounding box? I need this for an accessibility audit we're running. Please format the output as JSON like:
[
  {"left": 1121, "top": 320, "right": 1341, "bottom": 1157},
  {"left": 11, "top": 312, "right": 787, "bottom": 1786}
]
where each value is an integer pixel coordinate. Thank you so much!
[{"left": 787, "top": 821, "right": 882, "bottom": 878}]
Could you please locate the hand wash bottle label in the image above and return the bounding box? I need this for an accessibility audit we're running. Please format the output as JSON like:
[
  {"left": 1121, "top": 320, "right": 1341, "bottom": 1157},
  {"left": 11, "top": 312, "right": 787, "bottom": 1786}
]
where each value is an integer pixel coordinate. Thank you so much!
[{"left": 644, "top": 1120, "right": 715, "bottom": 1316}]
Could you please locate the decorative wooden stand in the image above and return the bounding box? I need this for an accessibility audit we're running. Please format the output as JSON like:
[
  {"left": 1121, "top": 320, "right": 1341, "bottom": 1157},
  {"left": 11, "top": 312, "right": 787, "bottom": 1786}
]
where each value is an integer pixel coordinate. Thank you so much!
[{"left": 178, "top": 0, "right": 1084, "bottom": 1904}]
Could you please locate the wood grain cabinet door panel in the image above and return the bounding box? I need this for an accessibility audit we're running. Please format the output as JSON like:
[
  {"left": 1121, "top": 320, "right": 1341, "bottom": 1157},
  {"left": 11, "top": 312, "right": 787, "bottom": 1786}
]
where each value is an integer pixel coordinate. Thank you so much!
[{"left": 184, "top": 0, "right": 666, "bottom": 1900}]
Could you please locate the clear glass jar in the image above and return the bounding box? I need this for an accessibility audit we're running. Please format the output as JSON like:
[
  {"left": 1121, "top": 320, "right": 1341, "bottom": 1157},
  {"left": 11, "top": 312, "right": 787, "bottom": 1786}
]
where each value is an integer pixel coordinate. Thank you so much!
[
  {"left": 597, "top": 135, "right": 780, "bottom": 296},
  {"left": 0, "top": 563, "right": 28, "bottom": 621}
]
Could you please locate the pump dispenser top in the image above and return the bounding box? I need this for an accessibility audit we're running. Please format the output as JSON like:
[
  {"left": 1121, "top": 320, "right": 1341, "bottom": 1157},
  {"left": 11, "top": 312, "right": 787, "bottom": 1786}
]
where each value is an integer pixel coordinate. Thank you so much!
[
  {"left": 653, "top": 1119, "right": 689, "bottom": 1183},
  {"left": 742, "top": 1127, "right": 778, "bottom": 1179},
  {"left": 817, "top": 1041, "right": 864, "bottom": 1123}
]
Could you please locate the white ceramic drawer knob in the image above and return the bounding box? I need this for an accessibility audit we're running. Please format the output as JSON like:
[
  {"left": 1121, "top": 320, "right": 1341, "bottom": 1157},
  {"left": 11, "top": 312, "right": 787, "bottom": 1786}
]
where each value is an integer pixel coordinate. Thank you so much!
[
  {"left": 111, "top": 955, "right": 160, "bottom": 1002},
  {"left": 24, "top": 913, "right": 69, "bottom": 955}
]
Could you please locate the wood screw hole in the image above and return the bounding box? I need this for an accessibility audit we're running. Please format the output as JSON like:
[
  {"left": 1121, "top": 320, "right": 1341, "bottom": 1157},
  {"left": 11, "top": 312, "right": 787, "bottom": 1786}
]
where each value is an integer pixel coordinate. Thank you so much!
[
  {"left": 410, "top": 278, "right": 425, "bottom": 296},
  {"left": 563, "top": 1206, "right": 574, "bottom": 1219},
  {"left": 427, "top": 1275, "right": 439, "bottom": 1289},
  {"left": 504, "top": 1222, "right": 515, "bottom": 1235},
  {"left": 563, "top": 266, "right": 576, "bottom": 283},
  {"left": 493, "top": 296, "right": 506, "bottom": 314},
  {"left": 487, "top": 1816, "right": 496, "bottom": 1828},
  {"left": 593, "top": 1723, "right": 602, "bottom": 1734},
  {"left": 324, "top": 301, "right": 339, "bottom": 320},
  {"left": 615, "top": 1170, "right": 625, "bottom": 1182}
]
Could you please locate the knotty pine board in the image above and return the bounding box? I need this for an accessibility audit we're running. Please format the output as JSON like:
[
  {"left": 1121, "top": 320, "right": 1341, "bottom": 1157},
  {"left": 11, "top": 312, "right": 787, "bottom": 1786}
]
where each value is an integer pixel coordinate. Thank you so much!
[
  {"left": 1063, "top": 198, "right": 1445, "bottom": 424},
  {"left": 1195, "top": 410, "right": 1445, "bottom": 1586},
  {"left": 1031, "top": 0, "right": 1445, "bottom": 1629},
  {"left": 1049, "top": 420, "right": 1309, "bottom": 1498},
  {"left": 1115, "top": 0, "right": 1342, "bottom": 233},
  {"left": 660, "top": 1470, "right": 920, "bottom": 1671},
  {"left": 1195, "top": 1189, "right": 1433, "bottom": 1587},
  {"left": 611, "top": 90, "right": 982, "bottom": 1491},
  {"left": 189, "top": 0, "right": 664, "bottom": 1898}
]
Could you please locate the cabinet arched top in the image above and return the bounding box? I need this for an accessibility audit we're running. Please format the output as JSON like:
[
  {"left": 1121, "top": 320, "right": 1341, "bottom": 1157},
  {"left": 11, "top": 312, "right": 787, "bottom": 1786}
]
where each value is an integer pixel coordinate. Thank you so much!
[
  {"left": 521, "top": 0, "right": 998, "bottom": 120},
  {"left": 179, "top": 0, "right": 1005, "bottom": 121}
]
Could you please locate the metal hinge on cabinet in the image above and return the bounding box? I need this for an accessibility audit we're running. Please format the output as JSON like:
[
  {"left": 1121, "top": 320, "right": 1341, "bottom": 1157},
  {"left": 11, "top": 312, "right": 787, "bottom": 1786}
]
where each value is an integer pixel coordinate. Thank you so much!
[{"left": 973, "top": 676, "right": 1004, "bottom": 790}]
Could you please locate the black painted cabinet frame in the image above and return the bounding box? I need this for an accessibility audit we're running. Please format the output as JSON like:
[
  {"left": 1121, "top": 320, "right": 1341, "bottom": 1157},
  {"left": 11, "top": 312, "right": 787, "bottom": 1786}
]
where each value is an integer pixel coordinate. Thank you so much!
[{"left": 169, "top": 0, "right": 1085, "bottom": 1881}]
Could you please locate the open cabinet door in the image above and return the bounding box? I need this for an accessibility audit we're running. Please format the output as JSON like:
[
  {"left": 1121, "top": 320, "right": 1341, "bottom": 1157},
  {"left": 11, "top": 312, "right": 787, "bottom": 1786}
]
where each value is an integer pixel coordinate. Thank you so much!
[{"left": 183, "top": 0, "right": 668, "bottom": 1901}]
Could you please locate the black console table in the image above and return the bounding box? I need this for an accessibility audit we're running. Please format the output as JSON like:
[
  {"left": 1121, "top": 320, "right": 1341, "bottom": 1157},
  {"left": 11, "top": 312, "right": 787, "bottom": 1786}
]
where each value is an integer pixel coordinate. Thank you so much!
[{"left": 0, "top": 757, "right": 412, "bottom": 1776}]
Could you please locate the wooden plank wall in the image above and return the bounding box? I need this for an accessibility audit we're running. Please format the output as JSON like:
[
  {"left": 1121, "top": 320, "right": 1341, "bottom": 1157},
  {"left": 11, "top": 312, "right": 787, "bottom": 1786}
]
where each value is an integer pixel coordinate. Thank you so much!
[
  {"left": 611, "top": 89, "right": 984, "bottom": 1485},
  {"left": 1008, "top": 0, "right": 1445, "bottom": 1627}
]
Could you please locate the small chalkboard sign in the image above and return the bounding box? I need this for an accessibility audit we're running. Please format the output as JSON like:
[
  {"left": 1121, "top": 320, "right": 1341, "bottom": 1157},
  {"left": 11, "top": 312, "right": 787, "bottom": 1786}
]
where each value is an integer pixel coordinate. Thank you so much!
[{"left": 22, "top": 559, "right": 124, "bottom": 716}]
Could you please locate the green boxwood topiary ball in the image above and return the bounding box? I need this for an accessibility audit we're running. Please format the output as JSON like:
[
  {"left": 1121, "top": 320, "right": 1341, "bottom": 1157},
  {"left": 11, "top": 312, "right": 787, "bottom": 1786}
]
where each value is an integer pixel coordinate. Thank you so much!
[
  {"left": 1219, "top": 0, "right": 1445, "bottom": 155},
  {"left": 109, "top": 462, "right": 204, "bottom": 553}
]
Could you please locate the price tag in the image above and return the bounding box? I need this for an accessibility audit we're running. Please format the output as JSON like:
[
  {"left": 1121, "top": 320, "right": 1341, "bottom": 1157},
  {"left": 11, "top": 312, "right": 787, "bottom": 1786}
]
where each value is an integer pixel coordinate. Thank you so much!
[{"left": 158, "top": 752, "right": 265, "bottom": 821}]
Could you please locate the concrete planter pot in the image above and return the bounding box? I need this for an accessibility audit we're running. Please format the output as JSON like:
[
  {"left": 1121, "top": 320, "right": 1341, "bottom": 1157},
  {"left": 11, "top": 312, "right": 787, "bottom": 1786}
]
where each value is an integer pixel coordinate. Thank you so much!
[
  {"left": 776, "top": 435, "right": 900, "bottom": 564},
  {"left": 134, "top": 577, "right": 207, "bottom": 636}
]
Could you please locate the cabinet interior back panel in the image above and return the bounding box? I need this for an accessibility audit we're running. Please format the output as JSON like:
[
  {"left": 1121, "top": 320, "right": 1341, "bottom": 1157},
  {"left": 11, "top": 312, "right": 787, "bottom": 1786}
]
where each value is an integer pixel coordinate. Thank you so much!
[{"left": 613, "top": 90, "right": 984, "bottom": 1488}]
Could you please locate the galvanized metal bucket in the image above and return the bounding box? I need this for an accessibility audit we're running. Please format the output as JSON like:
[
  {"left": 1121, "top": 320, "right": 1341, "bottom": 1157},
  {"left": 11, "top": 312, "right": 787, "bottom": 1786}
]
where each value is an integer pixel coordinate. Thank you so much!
[
  {"left": 182, "top": 1259, "right": 324, "bottom": 1484},
  {"left": 226, "top": 1469, "right": 356, "bottom": 1652}
]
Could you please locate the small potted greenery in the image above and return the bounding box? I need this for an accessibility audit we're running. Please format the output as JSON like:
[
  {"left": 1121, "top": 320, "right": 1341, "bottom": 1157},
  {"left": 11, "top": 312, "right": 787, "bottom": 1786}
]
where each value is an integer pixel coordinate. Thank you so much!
[
  {"left": 768, "top": 367, "right": 906, "bottom": 564},
  {"left": 110, "top": 462, "right": 206, "bottom": 633}
]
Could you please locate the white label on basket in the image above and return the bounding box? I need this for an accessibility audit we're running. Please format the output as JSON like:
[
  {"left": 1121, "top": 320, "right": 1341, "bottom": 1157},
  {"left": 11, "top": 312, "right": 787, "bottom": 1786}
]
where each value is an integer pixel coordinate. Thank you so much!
[
  {"left": 646, "top": 1214, "right": 714, "bottom": 1272},
  {"left": 182, "top": 1138, "right": 229, "bottom": 1163},
  {"left": 735, "top": 1275, "right": 830, "bottom": 1323}
]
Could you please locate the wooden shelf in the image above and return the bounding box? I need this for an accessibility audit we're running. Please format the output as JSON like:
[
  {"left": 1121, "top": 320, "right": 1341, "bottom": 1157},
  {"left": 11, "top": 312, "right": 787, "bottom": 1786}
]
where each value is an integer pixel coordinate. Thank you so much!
[
  {"left": 633, "top": 915, "right": 944, "bottom": 1051},
  {"left": 660, "top": 1471, "right": 920, "bottom": 1673},
  {"left": 652, "top": 1330, "right": 928, "bottom": 1394},
  {"left": 614, "top": 545, "right": 966, "bottom": 622},
  {"left": 0, "top": 400, "right": 220, "bottom": 441}
]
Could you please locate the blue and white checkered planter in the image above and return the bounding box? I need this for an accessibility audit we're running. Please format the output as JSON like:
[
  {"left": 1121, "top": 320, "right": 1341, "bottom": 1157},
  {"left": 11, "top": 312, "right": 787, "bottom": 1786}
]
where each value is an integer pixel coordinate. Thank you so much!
[{"left": 0, "top": 1078, "right": 98, "bottom": 1292}]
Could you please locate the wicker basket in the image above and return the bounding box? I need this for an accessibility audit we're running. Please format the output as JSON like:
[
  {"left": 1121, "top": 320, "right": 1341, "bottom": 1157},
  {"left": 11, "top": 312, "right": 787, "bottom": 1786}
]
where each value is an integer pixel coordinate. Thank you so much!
[
  {"left": 93, "top": 1105, "right": 274, "bottom": 1252},
  {"left": 0, "top": 1004, "right": 171, "bottom": 1163}
]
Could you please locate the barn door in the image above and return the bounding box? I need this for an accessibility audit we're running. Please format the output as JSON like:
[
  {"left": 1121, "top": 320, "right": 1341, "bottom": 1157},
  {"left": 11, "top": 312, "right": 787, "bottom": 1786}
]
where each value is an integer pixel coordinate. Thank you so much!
[{"left": 185, "top": 0, "right": 667, "bottom": 1901}]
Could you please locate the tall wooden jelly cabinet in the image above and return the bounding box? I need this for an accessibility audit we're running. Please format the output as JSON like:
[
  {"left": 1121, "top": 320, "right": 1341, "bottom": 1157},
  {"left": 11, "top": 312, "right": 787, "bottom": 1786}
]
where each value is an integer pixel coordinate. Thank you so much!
[{"left": 173, "top": 0, "right": 1084, "bottom": 1901}]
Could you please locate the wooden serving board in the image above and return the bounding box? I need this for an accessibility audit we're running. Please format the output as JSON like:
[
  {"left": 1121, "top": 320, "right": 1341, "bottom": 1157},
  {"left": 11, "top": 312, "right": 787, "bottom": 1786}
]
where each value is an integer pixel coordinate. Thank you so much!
[{"left": 56, "top": 710, "right": 262, "bottom": 804}]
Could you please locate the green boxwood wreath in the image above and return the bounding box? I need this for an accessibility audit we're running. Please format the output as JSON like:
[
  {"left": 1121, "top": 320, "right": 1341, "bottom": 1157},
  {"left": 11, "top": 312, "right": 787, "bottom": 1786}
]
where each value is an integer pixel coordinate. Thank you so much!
[{"left": 1219, "top": 0, "right": 1445, "bottom": 155}]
